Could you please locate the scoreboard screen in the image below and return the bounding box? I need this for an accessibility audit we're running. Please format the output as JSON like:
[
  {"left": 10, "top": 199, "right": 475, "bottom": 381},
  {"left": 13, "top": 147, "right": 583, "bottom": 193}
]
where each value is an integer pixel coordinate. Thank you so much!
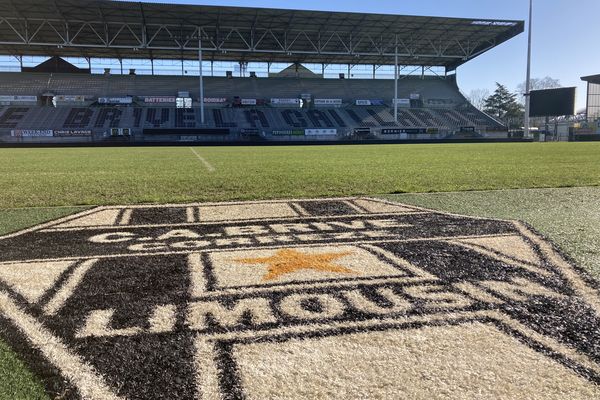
[{"left": 529, "top": 87, "right": 576, "bottom": 117}]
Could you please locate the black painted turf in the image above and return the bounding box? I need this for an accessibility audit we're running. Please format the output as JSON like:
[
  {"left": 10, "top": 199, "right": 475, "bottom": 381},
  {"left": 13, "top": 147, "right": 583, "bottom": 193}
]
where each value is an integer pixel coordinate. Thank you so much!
[{"left": 1, "top": 199, "right": 599, "bottom": 399}]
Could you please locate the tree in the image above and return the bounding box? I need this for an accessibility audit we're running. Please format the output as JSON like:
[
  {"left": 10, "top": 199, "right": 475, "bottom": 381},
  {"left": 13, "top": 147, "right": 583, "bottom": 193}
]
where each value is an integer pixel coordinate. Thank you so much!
[
  {"left": 467, "top": 88, "right": 490, "bottom": 111},
  {"left": 517, "top": 76, "right": 561, "bottom": 103},
  {"left": 483, "top": 83, "right": 524, "bottom": 128}
]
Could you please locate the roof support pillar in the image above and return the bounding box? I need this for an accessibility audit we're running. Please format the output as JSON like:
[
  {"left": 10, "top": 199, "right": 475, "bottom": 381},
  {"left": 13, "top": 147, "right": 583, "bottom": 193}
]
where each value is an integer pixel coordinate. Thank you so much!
[
  {"left": 524, "top": 0, "right": 533, "bottom": 138},
  {"left": 198, "top": 32, "right": 205, "bottom": 125},
  {"left": 394, "top": 44, "right": 398, "bottom": 124},
  {"left": 151, "top": 59, "right": 154, "bottom": 75},
  {"left": 373, "top": 64, "right": 376, "bottom": 79},
  {"left": 119, "top": 59, "right": 123, "bottom": 75}
]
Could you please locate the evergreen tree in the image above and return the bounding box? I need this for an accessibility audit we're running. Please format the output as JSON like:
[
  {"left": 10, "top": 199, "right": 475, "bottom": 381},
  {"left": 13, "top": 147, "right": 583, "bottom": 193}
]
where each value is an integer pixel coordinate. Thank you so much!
[{"left": 483, "top": 83, "right": 524, "bottom": 128}]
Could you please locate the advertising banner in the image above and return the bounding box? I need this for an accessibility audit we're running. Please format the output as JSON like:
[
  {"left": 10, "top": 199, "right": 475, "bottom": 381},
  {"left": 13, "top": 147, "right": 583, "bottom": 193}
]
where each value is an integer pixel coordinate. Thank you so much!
[
  {"left": 11, "top": 129, "right": 53, "bottom": 137},
  {"left": 176, "top": 98, "right": 193, "bottom": 109},
  {"left": 98, "top": 97, "right": 133, "bottom": 105},
  {"left": 55, "top": 95, "right": 86, "bottom": 102},
  {"left": 204, "top": 98, "right": 228, "bottom": 104},
  {"left": 272, "top": 130, "right": 305, "bottom": 136},
  {"left": 179, "top": 136, "right": 199, "bottom": 142},
  {"left": 144, "top": 97, "right": 176, "bottom": 104},
  {"left": 381, "top": 128, "right": 427, "bottom": 135},
  {"left": 305, "top": 128, "right": 337, "bottom": 136},
  {"left": 392, "top": 99, "right": 411, "bottom": 107},
  {"left": 271, "top": 98, "right": 300, "bottom": 105},
  {"left": 54, "top": 130, "right": 92, "bottom": 137},
  {"left": 241, "top": 99, "right": 257, "bottom": 106},
  {"left": 409, "top": 93, "right": 421, "bottom": 100},
  {"left": 314, "top": 99, "right": 342, "bottom": 106},
  {"left": 0, "top": 95, "right": 37, "bottom": 103},
  {"left": 355, "top": 99, "right": 385, "bottom": 106}
]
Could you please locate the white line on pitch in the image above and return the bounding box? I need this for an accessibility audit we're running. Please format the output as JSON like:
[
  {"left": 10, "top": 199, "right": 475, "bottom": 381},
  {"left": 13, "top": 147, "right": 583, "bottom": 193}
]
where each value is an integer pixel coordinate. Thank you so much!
[{"left": 189, "top": 147, "right": 215, "bottom": 172}]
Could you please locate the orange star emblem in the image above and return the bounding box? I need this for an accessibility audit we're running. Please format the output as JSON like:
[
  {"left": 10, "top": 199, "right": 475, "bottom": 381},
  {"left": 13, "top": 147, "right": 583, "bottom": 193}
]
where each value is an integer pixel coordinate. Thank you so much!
[{"left": 235, "top": 248, "right": 356, "bottom": 281}]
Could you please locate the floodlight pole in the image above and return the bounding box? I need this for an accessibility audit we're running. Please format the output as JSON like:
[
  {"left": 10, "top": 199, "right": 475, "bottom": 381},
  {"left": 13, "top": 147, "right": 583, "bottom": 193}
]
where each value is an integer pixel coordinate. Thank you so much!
[
  {"left": 524, "top": 0, "right": 533, "bottom": 138},
  {"left": 394, "top": 42, "right": 398, "bottom": 123},
  {"left": 198, "top": 31, "right": 205, "bottom": 125}
]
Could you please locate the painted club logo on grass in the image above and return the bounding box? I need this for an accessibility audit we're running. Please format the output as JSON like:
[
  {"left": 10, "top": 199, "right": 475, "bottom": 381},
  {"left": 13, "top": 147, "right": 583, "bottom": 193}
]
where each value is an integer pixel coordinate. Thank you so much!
[
  {"left": 0, "top": 198, "right": 600, "bottom": 399},
  {"left": 235, "top": 248, "right": 357, "bottom": 281}
]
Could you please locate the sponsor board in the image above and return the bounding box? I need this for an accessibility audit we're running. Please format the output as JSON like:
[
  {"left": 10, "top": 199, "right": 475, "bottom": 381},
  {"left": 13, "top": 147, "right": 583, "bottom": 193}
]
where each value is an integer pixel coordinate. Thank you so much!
[
  {"left": 427, "top": 98, "right": 455, "bottom": 106},
  {"left": 1, "top": 198, "right": 600, "bottom": 399},
  {"left": 179, "top": 136, "right": 199, "bottom": 141},
  {"left": 241, "top": 99, "right": 257, "bottom": 106},
  {"left": 240, "top": 128, "right": 260, "bottom": 135},
  {"left": 381, "top": 128, "right": 428, "bottom": 135},
  {"left": 314, "top": 98, "right": 343, "bottom": 106},
  {"left": 305, "top": 128, "right": 337, "bottom": 136},
  {"left": 353, "top": 127, "right": 372, "bottom": 135},
  {"left": 272, "top": 130, "right": 305, "bottom": 136},
  {"left": 271, "top": 98, "right": 300, "bottom": 105},
  {"left": 0, "top": 95, "right": 37, "bottom": 103},
  {"left": 203, "top": 98, "right": 227, "bottom": 104},
  {"left": 55, "top": 95, "right": 86, "bottom": 102},
  {"left": 98, "top": 97, "right": 133, "bottom": 105},
  {"left": 54, "top": 130, "right": 92, "bottom": 137},
  {"left": 176, "top": 98, "right": 193, "bottom": 109},
  {"left": 410, "top": 93, "right": 421, "bottom": 100},
  {"left": 355, "top": 99, "right": 385, "bottom": 106},
  {"left": 392, "top": 98, "right": 411, "bottom": 107},
  {"left": 144, "top": 97, "right": 176, "bottom": 104},
  {"left": 574, "top": 128, "right": 596, "bottom": 135},
  {"left": 10, "top": 129, "right": 53, "bottom": 137}
]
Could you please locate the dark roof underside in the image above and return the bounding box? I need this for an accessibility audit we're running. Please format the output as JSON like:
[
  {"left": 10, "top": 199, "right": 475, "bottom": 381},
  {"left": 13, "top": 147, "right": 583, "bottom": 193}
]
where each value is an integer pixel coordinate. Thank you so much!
[
  {"left": 581, "top": 75, "right": 600, "bottom": 84},
  {"left": 0, "top": 0, "right": 524, "bottom": 71}
]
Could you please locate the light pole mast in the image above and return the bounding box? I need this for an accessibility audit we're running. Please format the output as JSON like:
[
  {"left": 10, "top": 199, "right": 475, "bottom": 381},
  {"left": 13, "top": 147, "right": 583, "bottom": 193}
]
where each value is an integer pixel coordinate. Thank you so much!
[
  {"left": 198, "top": 29, "right": 205, "bottom": 125},
  {"left": 524, "top": 0, "right": 533, "bottom": 138}
]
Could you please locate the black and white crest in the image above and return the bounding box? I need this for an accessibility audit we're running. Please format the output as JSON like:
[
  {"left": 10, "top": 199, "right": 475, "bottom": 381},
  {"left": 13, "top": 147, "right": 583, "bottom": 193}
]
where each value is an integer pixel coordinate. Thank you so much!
[{"left": 1, "top": 198, "right": 600, "bottom": 399}]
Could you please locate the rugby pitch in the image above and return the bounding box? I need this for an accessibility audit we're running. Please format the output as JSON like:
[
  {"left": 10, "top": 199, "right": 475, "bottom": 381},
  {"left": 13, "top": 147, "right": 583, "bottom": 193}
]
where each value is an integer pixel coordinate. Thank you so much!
[{"left": 1, "top": 197, "right": 600, "bottom": 399}]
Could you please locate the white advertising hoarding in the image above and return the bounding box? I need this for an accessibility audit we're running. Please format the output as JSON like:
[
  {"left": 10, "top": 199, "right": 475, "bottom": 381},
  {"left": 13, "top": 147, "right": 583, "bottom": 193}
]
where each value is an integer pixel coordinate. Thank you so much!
[
  {"left": 204, "top": 98, "right": 228, "bottom": 103},
  {"left": 144, "top": 97, "right": 176, "bottom": 104},
  {"left": 305, "top": 128, "right": 337, "bottom": 136},
  {"left": 355, "top": 99, "right": 386, "bottom": 106},
  {"left": 11, "top": 129, "right": 53, "bottom": 137},
  {"left": 54, "top": 95, "right": 86, "bottom": 102},
  {"left": 0, "top": 95, "right": 37, "bottom": 103},
  {"left": 98, "top": 97, "right": 133, "bottom": 105},
  {"left": 271, "top": 98, "right": 300, "bottom": 105},
  {"left": 392, "top": 98, "right": 411, "bottom": 107},
  {"left": 314, "top": 99, "right": 342, "bottom": 106}
]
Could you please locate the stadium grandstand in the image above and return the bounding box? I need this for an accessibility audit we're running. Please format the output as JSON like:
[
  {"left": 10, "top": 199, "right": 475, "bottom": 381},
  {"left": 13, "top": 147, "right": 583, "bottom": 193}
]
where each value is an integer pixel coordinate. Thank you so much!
[{"left": 0, "top": 0, "right": 524, "bottom": 144}]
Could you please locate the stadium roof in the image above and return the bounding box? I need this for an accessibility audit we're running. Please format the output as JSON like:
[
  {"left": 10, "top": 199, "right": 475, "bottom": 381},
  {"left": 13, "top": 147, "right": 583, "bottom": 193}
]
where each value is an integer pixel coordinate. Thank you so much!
[
  {"left": 581, "top": 75, "right": 600, "bottom": 84},
  {"left": 0, "top": 0, "right": 524, "bottom": 71}
]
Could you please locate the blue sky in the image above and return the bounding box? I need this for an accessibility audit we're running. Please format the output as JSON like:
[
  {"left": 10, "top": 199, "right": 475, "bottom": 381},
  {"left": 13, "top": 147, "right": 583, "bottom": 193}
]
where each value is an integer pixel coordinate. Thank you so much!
[{"left": 132, "top": 0, "right": 597, "bottom": 109}]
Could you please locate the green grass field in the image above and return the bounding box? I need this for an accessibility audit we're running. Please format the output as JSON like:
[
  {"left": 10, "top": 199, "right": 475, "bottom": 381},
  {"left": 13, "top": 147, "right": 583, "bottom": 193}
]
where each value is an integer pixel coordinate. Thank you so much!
[
  {"left": 0, "top": 142, "right": 599, "bottom": 208},
  {"left": 0, "top": 142, "right": 599, "bottom": 398}
]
